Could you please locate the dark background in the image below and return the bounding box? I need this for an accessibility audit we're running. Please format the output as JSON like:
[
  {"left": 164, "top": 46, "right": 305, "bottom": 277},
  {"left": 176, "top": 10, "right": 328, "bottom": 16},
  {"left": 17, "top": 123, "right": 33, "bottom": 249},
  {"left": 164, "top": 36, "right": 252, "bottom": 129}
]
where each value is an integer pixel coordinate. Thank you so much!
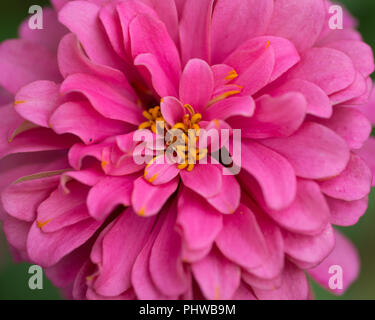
[{"left": 0, "top": 0, "right": 374, "bottom": 300}]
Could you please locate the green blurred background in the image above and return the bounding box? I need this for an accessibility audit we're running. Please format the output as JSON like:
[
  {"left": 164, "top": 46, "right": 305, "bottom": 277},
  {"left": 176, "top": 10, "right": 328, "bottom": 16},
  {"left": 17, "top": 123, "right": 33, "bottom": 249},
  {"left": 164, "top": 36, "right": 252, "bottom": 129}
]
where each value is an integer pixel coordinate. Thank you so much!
[{"left": 0, "top": 0, "right": 374, "bottom": 300}]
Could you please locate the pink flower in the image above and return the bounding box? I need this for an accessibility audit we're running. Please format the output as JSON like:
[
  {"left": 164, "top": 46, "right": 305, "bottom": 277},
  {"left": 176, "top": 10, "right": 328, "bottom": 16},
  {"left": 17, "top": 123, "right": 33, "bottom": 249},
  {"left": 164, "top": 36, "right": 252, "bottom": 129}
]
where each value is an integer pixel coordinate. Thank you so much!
[{"left": 0, "top": 0, "right": 374, "bottom": 300}]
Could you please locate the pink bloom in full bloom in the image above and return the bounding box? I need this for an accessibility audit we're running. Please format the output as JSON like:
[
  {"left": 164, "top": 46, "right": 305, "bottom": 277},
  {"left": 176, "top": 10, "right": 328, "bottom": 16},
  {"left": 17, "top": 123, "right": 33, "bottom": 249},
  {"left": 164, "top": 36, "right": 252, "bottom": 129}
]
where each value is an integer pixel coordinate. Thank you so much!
[{"left": 0, "top": 0, "right": 374, "bottom": 299}]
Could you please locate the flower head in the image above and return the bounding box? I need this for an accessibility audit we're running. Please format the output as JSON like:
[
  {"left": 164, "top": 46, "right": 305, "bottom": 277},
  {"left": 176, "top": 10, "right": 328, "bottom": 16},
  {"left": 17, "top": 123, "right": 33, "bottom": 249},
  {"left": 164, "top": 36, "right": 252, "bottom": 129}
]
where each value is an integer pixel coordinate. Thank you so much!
[{"left": 0, "top": 0, "right": 374, "bottom": 299}]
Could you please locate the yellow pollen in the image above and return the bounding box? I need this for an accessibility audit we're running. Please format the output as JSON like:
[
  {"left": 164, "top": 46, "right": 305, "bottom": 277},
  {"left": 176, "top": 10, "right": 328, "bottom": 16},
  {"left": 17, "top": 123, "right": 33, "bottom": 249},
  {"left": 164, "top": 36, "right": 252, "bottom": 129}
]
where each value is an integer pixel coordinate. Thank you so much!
[
  {"left": 213, "top": 119, "right": 220, "bottom": 130},
  {"left": 139, "top": 106, "right": 165, "bottom": 134},
  {"left": 37, "top": 220, "right": 51, "bottom": 229},
  {"left": 140, "top": 104, "right": 207, "bottom": 173},
  {"left": 225, "top": 69, "right": 238, "bottom": 80},
  {"left": 214, "top": 286, "right": 220, "bottom": 300},
  {"left": 184, "top": 104, "right": 195, "bottom": 116},
  {"left": 148, "top": 173, "right": 158, "bottom": 183},
  {"left": 138, "top": 207, "right": 146, "bottom": 216},
  {"left": 101, "top": 160, "right": 108, "bottom": 169},
  {"left": 266, "top": 40, "right": 271, "bottom": 48},
  {"left": 207, "top": 90, "right": 241, "bottom": 108},
  {"left": 14, "top": 100, "right": 27, "bottom": 106}
]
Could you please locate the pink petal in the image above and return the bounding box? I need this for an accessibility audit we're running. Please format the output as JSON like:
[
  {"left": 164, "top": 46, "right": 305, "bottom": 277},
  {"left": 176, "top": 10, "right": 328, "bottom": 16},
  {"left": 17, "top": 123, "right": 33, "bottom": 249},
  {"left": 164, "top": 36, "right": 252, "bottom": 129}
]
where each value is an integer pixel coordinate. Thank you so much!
[
  {"left": 206, "top": 173, "right": 241, "bottom": 214},
  {"left": 225, "top": 42, "right": 275, "bottom": 96},
  {"left": 329, "top": 72, "right": 367, "bottom": 105},
  {"left": 60, "top": 73, "right": 142, "bottom": 125},
  {"left": 287, "top": 47, "right": 355, "bottom": 95},
  {"left": 116, "top": 0, "right": 159, "bottom": 57},
  {"left": 98, "top": 1, "right": 128, "bottom": 61},
  {"left": 0, "top": 39, "right": 61, "bottom": 94},
  {"left": 129, "top": 14, "right": 181, "bottom": 97},
  {"left": 93, "top": 208, "right": 155, "bottom": 297},
  {"left": 45, "top": 242, "right": 91, "bottom": 288},
  {"left": 192, "top": 247, "right": 241, "bottom": 300},
  {"left": 50, "top": 101, "right": 131, "bottom": 145},
  {"left": 132, "top": 214, "right": 172, "bottom": 300},
  {"left": 131, "top": 176, "right": 178, "bottom": 217},
  {"left": 232, "top": 282, "right": 257, "bottom": 300},
  {"left": 58, "top": 33, "right": 137, "bottom": 102},
  {"left": 150, "top": 204, "right": 189, "bottom": 296},
  {"left": 0, "top": 104, "right": 77, "bottom": 158},
  {"left": 308, "top": 230, "right": 360, "bottom": 295},
  {"left": 216, "top": 204, "right": 268, "bottom": 270},
  {"left": 27, "top": 218, "right": 101, "bottom": 267},
  {"left": 282, "top": 223, "right": 335, "bottom": 269},
  {"left": 36, "top": 181, "right": 90, "bottom": 233},
  {"left": 87, "top": 175, "right": 136, "bottom": 220},
  {"left": 2, "top": 175, "right": 60, "bottom": 222},
  {"left": 242, "top": 272, "right": 282, "bottom": 291},
  {"left": 319, "top": 153, "right": 372, "bottom": 201},
  {"left": 211, "top": 0, "right": 273, "bottom": 63},
  {"left": 355, "top": 138, "right": 375, "bottom": 186},
  {"left": 179, "top": 59, "right": 214, "bottom": 112},
  {"left": 179, "top": 0, "right": 214, "bottom": 65},
  {"left": 181, "top": 243, "right": 212, "bottom": 263},
  {"left": 61, "top": 167, "right": 104, "bottom": 189},
  {"left": 239, "top": 140, "right": 296, "bottom": 211},
  {"left": 325, "top": 40, "right": 374, "bottom": 78},
  {"left": 225, "top": 36, "right": 300, "bottom": 83},
  {"left": 177, "top": 187, "right": 222, "bottom": 250},
  {"left": 180, "top": 163, "right": 222, "bottom": 198},
  {"left": 2, "top": 214, "right": 31, "bottom": 252},
  {"left": 230, "top": 92, "right": 306, "bottom": 139},
  {"left": 140, "top": 0, "right": 179, "bottom": 45},
  {"left": 269, "top": 79, "right": 332, "bottom": 118},
  {"left": 144, "top": 159, "right": 180, "bottom": 185},
  {"left": 19, "top": 7, "right": 67, "bottom": 52},
  {"left": 266, "top": 179, "right": 330, "bottom": 236},
  {"left": 160, "top": 96, "right": 186, "bottom": 126},
  {"left": 243, "top": 202, "right": 285, "bottom": 280},
  {"left": 14, "top": 81, "right": 61, "bottom": 128},
  {"left": 204, "top": 96, "right": 255, "bottom": 121},
  {"left": 253, "top": 260, "right": 309, "bottom": 300},
  {"left": 317, "top": 107, "right": 371, "bottom": 150},
  {"left": 58, "top": 1, "right": 124, "bottom": 70},
  {"left": 267, "top": 0, "right": 326, "bottom": 52},
  {"left": 262, "top": 122, "right": 350, "bottom": 179},
  {"left": 68, "top": 139, "right": 113, "bottom": 170},
  {"left": 328, "top": 196, "right": 368, "bottom": 227}
]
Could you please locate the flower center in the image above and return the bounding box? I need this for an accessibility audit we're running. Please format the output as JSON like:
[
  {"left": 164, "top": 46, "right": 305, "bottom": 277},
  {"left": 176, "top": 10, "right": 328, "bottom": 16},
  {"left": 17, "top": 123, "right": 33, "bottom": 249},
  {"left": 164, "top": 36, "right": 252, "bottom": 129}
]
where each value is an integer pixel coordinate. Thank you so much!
[{"left": 138, "top": 104, "right": 207, "bottom": 172}]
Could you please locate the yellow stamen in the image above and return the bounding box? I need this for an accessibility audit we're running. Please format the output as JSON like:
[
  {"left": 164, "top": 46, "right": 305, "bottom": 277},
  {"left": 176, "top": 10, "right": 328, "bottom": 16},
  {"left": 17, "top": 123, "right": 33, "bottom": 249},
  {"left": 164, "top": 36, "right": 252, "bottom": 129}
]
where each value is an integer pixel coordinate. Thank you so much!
[
  {"left": 148, "top": 173, "right": 158, "bottom": 183},
  {"left": 213, "top": 119, "right": 220, "bottom": 130},
  {"left": 184, "top": 104, "right": 195, "bottom": 115},
  {"left": 8, "top": 121, "right": 38, "bottom": 143},
  {"left": 14, "top": 100, "right": 27, "bottom": 106},
  {"left": 214, "top": 286, "right": 220, "bottom": 300},
  {"left": 191, "top": 113, "right": 202, "bottom": 124},
  {"left": 151, "top": 106, "right": 160, "bottom": 119},
  {"left": 225, "top": 69, "right": 238, "bottom": 80},
  {"left": 172, "top": 123, "right": 187, "bottom": 131},
  {"left": 142, "top": 110, "right": 153, "bottom": 121},
  {"left": 207, "top": 90, "right": 241, "bottom": 108},
  {"left": 266, "top": 40, "right": 271, "bottom": 48},
  {"left": 138, "top": 121, "right": 152, "bottom": 130},
  {"left": 138, "top": 207, "right": 146, "bottom": 216},
  {"left": 178, "top": 163, "right": 188, "bottom": 170},
  {"left": 101, "top": 160, "right": 108, "bottom": 169},
  {"left": 37, "top": 220, "right": 51, "bottom": 229}
]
